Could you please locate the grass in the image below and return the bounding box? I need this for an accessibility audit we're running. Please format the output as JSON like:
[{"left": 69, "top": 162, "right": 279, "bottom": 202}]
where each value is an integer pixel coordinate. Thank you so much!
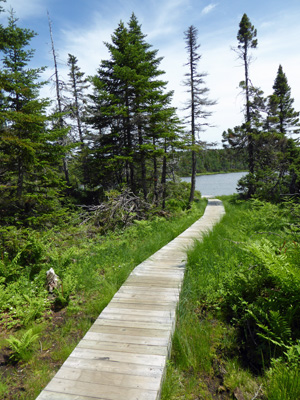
[
  {"left": 162, "top": 196, "right": 300, "bottom": 400},
  {"left": 265, "top": 361, "right": 300, "bottom": 400},
  {"left": 0, "top": 197, "right": 207, "bottom": 399}
]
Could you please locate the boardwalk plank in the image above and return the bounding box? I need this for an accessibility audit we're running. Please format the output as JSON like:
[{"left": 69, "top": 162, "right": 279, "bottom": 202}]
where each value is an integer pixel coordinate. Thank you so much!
[
  {"left": 45, "top": 378, "right": 158, "bottom": 400},
  {"left": 69, "top": 347, "right": 166, "bottom": 367},
  {"left": 77, "top": 339, "right": 168, "bottom": 356},
  {"left": 92, "top": 318, "right": 173, "bottom": 331},
  {"left": 63, "top": 357, "right": 164, "bottom": 377},
  {"left": 55, "top": 367, "right": 162, "bottom": 390},
  {"left": 83, "top": 331, "right": 169, "bottom": 346}
]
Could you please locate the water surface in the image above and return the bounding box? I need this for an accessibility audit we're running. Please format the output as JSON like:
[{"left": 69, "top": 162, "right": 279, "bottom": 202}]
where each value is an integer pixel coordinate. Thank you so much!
[{"left": 181, "top": 172, "right": 247, "bottom": 196}]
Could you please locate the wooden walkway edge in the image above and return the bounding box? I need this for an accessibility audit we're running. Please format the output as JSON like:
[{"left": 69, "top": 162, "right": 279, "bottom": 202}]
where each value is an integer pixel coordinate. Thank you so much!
[{"left": 36, "top": 199, "right": 225, "bottom": 400}]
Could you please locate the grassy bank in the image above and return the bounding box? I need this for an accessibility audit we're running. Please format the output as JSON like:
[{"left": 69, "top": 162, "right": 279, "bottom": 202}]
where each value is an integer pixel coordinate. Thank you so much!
[
  {"left": 162, "top": 197, "right": 300, "bottom": 400},
  {"left": 0, "top": 195, "right": 207, "bottom": 399}
]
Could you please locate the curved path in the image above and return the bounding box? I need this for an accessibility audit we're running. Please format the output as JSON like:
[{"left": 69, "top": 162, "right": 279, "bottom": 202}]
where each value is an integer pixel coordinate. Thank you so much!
[{"left": 36, "top": 199, "right": 225, "bottom": 400}]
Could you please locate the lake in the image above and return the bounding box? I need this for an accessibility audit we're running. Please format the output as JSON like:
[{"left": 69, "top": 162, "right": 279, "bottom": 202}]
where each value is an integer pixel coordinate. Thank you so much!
[{"left": 181, "top": 172, "right": 247, "bottom": 196}]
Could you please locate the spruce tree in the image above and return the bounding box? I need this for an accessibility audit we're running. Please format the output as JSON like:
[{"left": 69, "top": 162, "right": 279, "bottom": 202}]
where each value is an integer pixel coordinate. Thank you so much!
[
  {"left": 65, "top": 54, "right": 90, "bottom": 189},
  {"left": 235, "top": 13, "right": 257, "bottom": 196},
  {"left": 87, "top": 14, "right": 180, "bottom": 200},
  {"left": 268, "top": 65, "right": 299, "bottom": 135},
  {"left": 266, "top": 65, "right": 300, "bottom": 196},
  {"left": 183, "top": 25, "right": 215, "bottom": 204},
  {"left": 65, "top": 54, "right": 89, "bottom": 147},
  {"left": 48, "top": 12, "right": 70, "bottom": 187},
  {"left": 0, "top": 12, "right": 67, "bottom": 223}
]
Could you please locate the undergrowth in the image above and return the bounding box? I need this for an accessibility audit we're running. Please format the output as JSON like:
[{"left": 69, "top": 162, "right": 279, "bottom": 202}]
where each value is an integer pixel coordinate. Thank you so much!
[
  {"left": 0, "top": 183, "right": 206, "bottom": 399},
  {"left": 162, "top": 196, "right": 300, "bottom": 400}
]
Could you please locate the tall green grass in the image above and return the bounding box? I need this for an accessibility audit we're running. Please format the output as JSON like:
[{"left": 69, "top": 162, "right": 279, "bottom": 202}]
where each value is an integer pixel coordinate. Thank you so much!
[{"left": 162, "top": 197, "right": 300, "bottom": 399}]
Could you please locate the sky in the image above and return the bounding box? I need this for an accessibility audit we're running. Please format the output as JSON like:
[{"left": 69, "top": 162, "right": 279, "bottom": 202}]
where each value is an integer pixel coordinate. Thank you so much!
[{"left": 1, "top": 0, "right": 300, "bottom": 146}]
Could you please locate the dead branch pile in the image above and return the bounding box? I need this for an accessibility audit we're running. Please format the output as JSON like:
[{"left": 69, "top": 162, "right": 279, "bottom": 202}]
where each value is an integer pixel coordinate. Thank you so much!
[{"left": 79, "top": 188, "right": 151, "bottom": 231}]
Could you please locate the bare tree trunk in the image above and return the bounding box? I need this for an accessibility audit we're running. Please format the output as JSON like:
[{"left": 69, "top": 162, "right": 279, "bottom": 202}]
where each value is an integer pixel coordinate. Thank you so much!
[
  {"left": 188, "top": 31, "right": 196, "bottom": 205},
  {"left": 17, "top": 158, "right": 24, "bottom": 199},
  {"left": 152, "top": 136, "right": 158, "bottom": 205},
  {"left": 244, "top": 47, "right": 254, "bottom": 197},
  {"left": 138, "top": 124, "right": 147, "bottom": 200},
  {"left": 48, "top": 11, "right": 70, "bottom": 187},
  {"left": 161, "top": 140, "right": 167, "bottom": 209}
]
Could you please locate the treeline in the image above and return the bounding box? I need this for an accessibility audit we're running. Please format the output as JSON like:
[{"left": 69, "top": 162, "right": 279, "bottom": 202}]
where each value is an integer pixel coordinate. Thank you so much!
[{"left": 176, "top": 148, "right": 248, "bottom": 176}]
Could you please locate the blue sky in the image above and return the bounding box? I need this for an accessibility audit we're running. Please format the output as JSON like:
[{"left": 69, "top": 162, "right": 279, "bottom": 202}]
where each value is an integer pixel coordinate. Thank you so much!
[{"left": 1, "top": 0, "right": 300, "bottom": 145}]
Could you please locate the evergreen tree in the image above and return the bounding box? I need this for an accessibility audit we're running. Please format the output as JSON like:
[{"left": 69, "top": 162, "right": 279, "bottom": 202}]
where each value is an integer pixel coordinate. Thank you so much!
[
  {"left": 183, "top": 25, "right": 215, "bottom": 204},
  {"left": 267, "top": 65, "right": 299, "bottom": 136},
  {"left": 65, "top": 54, "right": 90, "bottom": 190},
  {"left": 235, "top": 13, "right": 257, "bottom": 196},
  {"left": 87, "top": 20, "right": 136, "bottom": 191},
  {"left": 87, "top": 14, "right": 181, "bottom": 200},
  {"left": 48, "top": 12, "right": 70, "bottom": 187},
  {"left": 65, "top": 54, "right": 89, "bottom": 146},
  {"left": 266, "top": 65, "right": 300, "bottom": 195},
  {"left": 0, "top": 12, "right": 67, "bottom": 223}
]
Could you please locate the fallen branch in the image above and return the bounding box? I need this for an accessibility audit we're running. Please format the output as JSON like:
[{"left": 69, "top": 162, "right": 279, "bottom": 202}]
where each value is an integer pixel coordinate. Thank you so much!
[
  {"left": 78, "top": 188, "right": 151, "bottom": 231},
  {"left": 251, "top": 384, "right": 262, "bottom": 400}
]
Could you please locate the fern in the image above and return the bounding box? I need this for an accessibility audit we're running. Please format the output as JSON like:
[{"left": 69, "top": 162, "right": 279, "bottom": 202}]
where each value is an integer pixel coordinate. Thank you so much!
[{"left": 7, "top": 328, "right": 39, "bottom": 362}]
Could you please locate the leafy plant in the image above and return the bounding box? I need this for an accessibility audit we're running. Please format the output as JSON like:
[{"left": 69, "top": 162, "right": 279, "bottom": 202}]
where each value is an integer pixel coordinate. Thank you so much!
[{"left": 7, "top": 328, "right": 39, "bottom": 362}]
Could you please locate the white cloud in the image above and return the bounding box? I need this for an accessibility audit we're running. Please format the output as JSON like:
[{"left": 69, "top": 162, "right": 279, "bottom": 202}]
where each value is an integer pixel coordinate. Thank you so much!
[
  {"left": 2, "top": 0, "right": 46, "bottom": 19},
  {"left": 145, "top": 0, "right": 189, "bottom": 41},
  {"left": 201, "top": 3, "right": 217, "bottom": 15}
]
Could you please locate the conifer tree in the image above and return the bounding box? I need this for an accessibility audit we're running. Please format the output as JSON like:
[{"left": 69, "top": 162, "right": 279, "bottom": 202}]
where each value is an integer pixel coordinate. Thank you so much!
[
  {"left": 267, "top": 65, "right": 299, "bottom": 136},
  {"left": 66, "top": 54, "right": 89, "bottom": 146},
  {"left": 87, "top": 14, "right": 181, "bottom": 199},
  {"left": 48, "top": 12, "right": 70, "bottom": 187},
  {"left": 266, "top": 65, "right": 300, "bottom": 195},
  {"left": 65, "top": 54, "right": 90, "bottom": 189},
  {"left": 183, "top": 25, "right": 215, "bottom": 204},
  {"left": 235, "top": 13, "right": 257, "bottom": 196},
  {"left": 0, "top": 12, "right": 67, "bottom": 222}
]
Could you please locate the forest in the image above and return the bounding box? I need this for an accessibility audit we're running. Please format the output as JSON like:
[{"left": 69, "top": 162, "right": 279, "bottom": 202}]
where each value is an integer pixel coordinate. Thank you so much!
[
  {"left": 175, "top": 147, "right": 248, "bottom": 176},
  {"left": 0, "top": 2, "right": 300, "bottom": 399}
]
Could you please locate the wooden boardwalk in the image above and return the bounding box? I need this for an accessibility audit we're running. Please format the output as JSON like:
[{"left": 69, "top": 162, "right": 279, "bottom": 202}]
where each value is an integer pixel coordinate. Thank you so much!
[{"left": 36, "top": 199, "right": 225, "bottom": 400}]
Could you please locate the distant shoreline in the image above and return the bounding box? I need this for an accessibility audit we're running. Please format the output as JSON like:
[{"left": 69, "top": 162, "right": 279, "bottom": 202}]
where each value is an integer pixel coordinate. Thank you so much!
[{"left": 181, "top": 170, "right": 248, "bottom": 178}]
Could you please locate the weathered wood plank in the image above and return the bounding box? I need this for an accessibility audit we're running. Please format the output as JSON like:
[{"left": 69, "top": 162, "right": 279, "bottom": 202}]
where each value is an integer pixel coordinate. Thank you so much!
[
  {"left": 109, "top": 297, "right": 177, "bottom": 306},
  {"left": 89, "top": 324, "right": 172, "bottom": 338},
  {"left": 69, "top": 347, "right": 166, "bottom": 367},
  {"left": 55, "top": 367, "right": 162, "bottom": 390},
  {"left": 83, "top": 331, "right": 169, "bottom": 346},
  {"left": 112, "top": 292, "right": 180, "bottom": 302},
  {"left": 108, "top": 299, "right": 176, "bottom": 311},
  {"left": 93, "top": 318, "right": 173, "bottom": 331},
  {"left": 45, "top": 378, "right": 158, "bottom": 400},
  {"left": 101, "top": 307, "right": 176, "bottom": 318},
  {"left": 98, "top": 312, "right": 174, "bottom": 324},
  {"left": 36, "top": 391, "right": 96, "bottom": 400},
  {"left": 63, "top": 357, "right": 164, "bottom": 377},
  {"left": 77, "top": 339, "right": 168, "bottom": 356}
]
